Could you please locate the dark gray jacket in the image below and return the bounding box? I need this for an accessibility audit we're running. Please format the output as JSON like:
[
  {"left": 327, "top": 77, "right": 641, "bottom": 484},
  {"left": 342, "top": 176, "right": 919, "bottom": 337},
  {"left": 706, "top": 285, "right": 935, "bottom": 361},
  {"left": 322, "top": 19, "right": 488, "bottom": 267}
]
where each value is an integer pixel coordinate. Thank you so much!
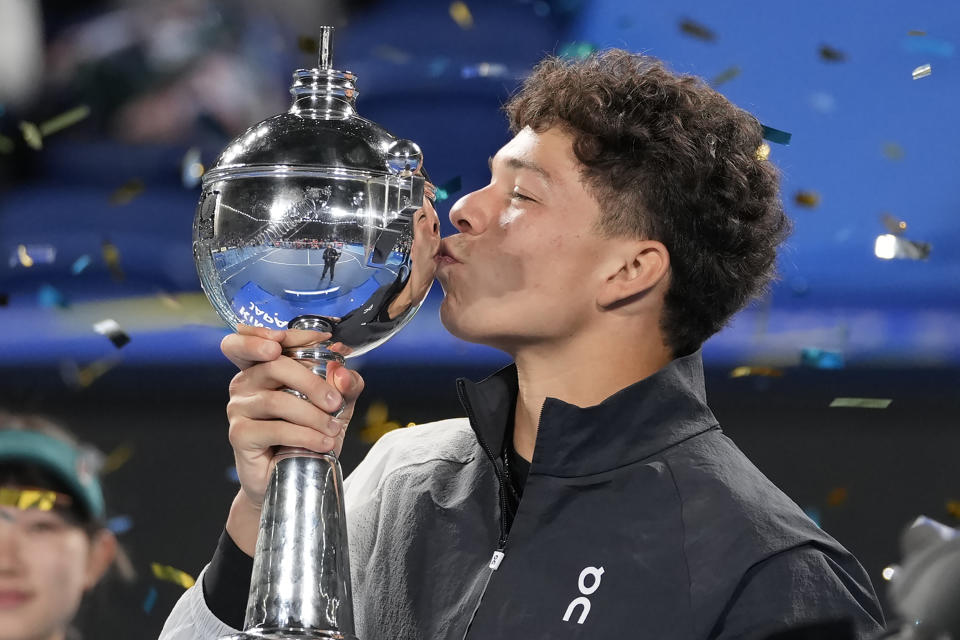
[{"left": 161, "top": 351, "right": 884, "bottom": 639}]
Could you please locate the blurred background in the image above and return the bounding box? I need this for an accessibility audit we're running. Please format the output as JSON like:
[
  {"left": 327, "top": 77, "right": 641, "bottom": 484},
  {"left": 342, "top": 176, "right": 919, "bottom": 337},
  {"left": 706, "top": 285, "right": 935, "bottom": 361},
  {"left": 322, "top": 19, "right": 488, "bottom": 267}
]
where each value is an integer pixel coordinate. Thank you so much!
[{"left": 0, "top": 0, "right": 958, "bottom": 636}]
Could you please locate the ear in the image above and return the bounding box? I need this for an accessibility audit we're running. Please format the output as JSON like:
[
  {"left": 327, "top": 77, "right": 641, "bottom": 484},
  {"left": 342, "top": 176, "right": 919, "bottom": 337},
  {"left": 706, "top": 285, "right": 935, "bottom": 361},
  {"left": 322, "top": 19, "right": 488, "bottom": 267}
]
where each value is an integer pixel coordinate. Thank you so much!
[
  {"left": 596, "top": 240, "right": 670, "bottom": 308},
  {"left": 84, "top": 529, "right": 117, "bottom": 590}
]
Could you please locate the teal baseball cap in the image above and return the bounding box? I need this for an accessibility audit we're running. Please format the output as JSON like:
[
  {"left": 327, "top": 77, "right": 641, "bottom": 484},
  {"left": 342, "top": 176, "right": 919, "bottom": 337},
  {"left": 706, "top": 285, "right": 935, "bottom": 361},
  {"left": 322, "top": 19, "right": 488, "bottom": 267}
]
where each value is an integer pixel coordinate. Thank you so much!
[{"left": 0, "top": 429, "right": 105, "bottom": 520}]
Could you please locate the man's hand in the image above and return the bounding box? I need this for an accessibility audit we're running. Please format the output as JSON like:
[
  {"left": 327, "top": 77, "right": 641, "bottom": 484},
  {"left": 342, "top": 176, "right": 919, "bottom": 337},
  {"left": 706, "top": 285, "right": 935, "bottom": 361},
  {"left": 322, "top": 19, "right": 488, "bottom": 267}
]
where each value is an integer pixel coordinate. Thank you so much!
[{"left": 221, "top": 324, "right": 365, "bottom": 555}]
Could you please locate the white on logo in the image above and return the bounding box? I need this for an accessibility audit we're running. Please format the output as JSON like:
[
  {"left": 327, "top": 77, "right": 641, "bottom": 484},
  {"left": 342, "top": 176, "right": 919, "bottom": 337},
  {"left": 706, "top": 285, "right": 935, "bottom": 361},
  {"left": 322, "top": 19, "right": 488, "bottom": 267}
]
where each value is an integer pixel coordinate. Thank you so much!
[{"left": 562, "top": 566, "right": 604, "bottom": 625}]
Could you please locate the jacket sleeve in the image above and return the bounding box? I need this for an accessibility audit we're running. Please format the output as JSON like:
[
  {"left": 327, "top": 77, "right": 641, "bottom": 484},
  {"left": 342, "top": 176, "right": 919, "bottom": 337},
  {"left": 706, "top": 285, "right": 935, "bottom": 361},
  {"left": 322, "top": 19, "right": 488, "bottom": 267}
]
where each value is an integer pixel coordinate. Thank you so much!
[
  {"left": 158, "top": 566, "right": 241, "bottom": 640},
  {"left": 710, "top": 544, "right": 885, "bottom": 640}
]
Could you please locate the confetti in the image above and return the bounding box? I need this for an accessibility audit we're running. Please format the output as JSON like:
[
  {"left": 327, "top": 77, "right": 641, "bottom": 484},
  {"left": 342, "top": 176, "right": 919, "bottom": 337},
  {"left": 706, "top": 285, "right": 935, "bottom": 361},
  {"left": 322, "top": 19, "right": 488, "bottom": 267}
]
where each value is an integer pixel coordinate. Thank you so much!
[
  {"left": 449, "top": 1, "right": 474, "bottom": 29},
  {"left": 882, "top": 566, "right": 897, "bottom": 581},
  {"left": 101, "top": 240, "right": 125, "bottom": 281},
  {"left": 60, "top": 356, "right": 122, "bottom": 390},
  {"left": 826, "top": 487, "right": 849, "bottom": 507},
  {"left": 829, "top": 397, "right": 892, "bottom": 409},
  {"left": 679, "top": 18, "right": 716, "bottom": 42},
  {"left": 755, "top": 143, "right": 771, "bottom": 161},
  {"left": 881, "top": 213, "right": 908, "bottom": 235},
  {"left": 11, "top": 244, "right": 56, "bottom": 268},
  {"left": 181, "top": 147, "right": 204, "bottom": 188},
  {"left": 71, "top": 255, "right": 92, "bottom": 274},
  {"left": 106, "top": 515, "right": 133, "bottom": 535},
  {"left": 882, "top": 142, "right": 905, "bottom": 160},
  {"left": 0, "top": 488, "right": 67, "bottom": 511},
  {"left": 0, "top": 134, "right": 13, "bottom": 154},
  {"left": 946, "top": 500, "right": 960, "bottom": 519},
  {"left": 461, "top": 63, "right": 510, "bottom": 79},
  {"left": 37, "top": 284, "right": 68, "bottom": 309},
  {"left": 908, "top": 30, "right": 927, "bottom": 36},
  {"left": 297, "top": 35, "right": 319, "bottom": 54},
  {"left": 801, "top": 347, "right": 844, "bottom": 369},
  {"left": 101, "top": 443, "right": 134, "bottom": 474},
  {"left": 39, "top": 105, "right": 90, "bottom": 137},
  {"left": 225, "top": 466, "right": 239, "bottom": 483},
  {"left": 373, "top": 45, "right": 412, "bottom": 65},
  {"left": 711, "top": 65, "right": 741, "bottom": 86},
  {"left": 803, "top": 506, "right": 822, "bottom": 527},
  {"left": 794, "top": 191, "right": 820, "bottom": 208},
  {"left": 818, "top": 45, "right": 847, "bottom": 62},
  {"left": 359, "top": 401, "right": 404, "bottom": 444},
  {"left": 729, "top": 366, "right": 784, "bottom": 378},
  {"left": 558, "top": 41, "right": 597, "bottom": 60},
  {"left": 110, "top": 179, "right": 145, "bottom": 205},
  {"left": 434, "top": 176, "right": 463, "bottom": 202},
  {"left": 912, "top": 64, "right": 932, "bottom": 80},
  {"left": 428, "top": 57, "right": 451, "bottom": 77},
  {"left": 808, "top": 91, "right": 836, "bottom": 114},
  {"left": 761, "top": 125, "right": 792, "bottom": 145},
  {"left": 874, "top": 234, "right": 931, "bottom": 260},
  {"left": 151, "top": 563, "right": 195, "bottom": 589},
  {"left": 143, "top": 586, "right": 158, "bottom": 613},
  {"left": 19, "top": 121, "right": 42, "bottom": 150},
  {"left": 93, "top": 318, "right": 131, "bottom": 349}
]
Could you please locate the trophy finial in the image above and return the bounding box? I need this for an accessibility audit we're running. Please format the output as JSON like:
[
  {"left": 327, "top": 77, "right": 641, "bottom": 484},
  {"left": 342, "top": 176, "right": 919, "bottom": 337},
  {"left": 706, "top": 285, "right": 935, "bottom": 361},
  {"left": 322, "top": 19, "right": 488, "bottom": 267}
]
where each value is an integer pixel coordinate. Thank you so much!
[{"left": 318, "top": 26, "right": 334, "bottom": 70}]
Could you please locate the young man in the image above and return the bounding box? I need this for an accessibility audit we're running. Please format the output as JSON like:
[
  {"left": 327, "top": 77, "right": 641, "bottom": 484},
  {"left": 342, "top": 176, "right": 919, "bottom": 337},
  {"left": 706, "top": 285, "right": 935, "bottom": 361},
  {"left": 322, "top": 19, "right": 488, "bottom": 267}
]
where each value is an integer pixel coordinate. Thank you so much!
[{"left": 162, "top": 51, "right": 884, "bottom": 639}]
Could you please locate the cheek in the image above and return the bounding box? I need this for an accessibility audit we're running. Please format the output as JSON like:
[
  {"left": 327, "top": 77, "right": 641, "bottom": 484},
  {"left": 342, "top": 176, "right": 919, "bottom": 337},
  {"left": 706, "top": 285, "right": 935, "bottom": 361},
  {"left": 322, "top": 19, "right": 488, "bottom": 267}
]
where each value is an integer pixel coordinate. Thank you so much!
[{"left": 25, "top": 536, "right": 90, "bottom": 617}]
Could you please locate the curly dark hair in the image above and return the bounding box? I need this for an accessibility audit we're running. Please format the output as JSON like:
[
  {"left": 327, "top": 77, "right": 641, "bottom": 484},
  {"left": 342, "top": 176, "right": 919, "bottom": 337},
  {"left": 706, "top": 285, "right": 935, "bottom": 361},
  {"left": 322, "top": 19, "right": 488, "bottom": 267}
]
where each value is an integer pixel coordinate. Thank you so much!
[{"left": 504, "top": 50, "right": 791, "bottom": 356}]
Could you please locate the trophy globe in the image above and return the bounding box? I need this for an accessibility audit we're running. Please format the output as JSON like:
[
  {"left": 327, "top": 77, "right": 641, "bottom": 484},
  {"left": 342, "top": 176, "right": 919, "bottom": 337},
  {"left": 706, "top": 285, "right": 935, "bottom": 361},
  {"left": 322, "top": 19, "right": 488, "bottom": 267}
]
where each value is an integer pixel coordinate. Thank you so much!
[{"left": 193, "top": 27, "right": 430, "bottom": 640}]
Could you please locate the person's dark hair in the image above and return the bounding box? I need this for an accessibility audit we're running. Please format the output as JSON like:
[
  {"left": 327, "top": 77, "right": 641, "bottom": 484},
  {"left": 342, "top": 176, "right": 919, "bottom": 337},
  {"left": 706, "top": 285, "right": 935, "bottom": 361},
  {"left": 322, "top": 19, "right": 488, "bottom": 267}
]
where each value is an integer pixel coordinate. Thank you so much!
[{"left": 505, "top": 50, "right": 791, "bottom": 356}]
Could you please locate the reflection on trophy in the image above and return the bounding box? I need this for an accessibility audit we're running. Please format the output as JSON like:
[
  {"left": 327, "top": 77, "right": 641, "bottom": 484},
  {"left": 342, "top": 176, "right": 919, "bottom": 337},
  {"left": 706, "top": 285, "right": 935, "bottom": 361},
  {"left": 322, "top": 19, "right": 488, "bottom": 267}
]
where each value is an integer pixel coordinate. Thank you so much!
[{"left": 193, "top": 26, "right": 432, "bottom": 639}]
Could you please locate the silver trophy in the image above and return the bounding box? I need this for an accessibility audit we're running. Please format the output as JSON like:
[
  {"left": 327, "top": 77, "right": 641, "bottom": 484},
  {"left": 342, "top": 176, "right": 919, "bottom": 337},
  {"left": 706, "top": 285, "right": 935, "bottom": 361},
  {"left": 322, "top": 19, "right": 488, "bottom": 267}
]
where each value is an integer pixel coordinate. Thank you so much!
[{"left": 193, "top": 26, "right": 431, "bottom": 639}]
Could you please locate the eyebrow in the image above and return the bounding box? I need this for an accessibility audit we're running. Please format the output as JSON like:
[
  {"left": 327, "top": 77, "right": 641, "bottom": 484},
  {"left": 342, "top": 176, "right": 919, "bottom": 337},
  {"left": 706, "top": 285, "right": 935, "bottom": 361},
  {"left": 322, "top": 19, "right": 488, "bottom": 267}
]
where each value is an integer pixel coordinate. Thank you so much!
[{"left": 488, "top": 154, "right": 553, "bottom": 183}]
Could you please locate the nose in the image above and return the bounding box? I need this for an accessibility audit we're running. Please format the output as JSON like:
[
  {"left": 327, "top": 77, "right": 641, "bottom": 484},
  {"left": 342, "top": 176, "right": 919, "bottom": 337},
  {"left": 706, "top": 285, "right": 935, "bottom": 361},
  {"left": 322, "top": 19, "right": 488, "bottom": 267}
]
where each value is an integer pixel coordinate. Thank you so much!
[{"left": 448, "top": 187, "right": 491, "bottom": 235}]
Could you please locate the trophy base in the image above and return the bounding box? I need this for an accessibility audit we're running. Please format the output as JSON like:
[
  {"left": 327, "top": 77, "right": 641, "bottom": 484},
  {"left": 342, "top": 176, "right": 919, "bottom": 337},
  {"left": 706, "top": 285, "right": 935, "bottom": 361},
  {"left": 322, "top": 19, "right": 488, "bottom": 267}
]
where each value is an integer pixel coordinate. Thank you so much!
[{"left": 221, "top": 631, "right": 358, "bottom": 640}]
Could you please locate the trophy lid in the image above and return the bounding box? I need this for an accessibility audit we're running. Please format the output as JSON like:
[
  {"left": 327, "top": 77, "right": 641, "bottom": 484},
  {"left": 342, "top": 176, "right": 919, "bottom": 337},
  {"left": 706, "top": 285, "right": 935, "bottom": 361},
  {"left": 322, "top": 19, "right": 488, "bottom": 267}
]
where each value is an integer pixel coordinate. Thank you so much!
[{"left": 203, "top": 26, "right": 422, "bottom": 183}]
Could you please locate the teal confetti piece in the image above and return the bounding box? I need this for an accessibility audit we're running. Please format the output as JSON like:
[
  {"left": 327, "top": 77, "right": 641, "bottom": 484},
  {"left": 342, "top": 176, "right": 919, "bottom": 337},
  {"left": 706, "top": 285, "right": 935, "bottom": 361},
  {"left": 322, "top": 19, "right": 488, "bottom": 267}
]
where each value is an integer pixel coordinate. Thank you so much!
[
  {"left": 71, "top": 255, "right": 92, "bottom": 275},
  {"left": 803, "top": 506, "right": 822, "bottom": 527},
  {"left": 434, "top": 176, "right": 463, "bottom": 202},
  {"left": 37, "top": 284, "right": 68, "bottom": 309},
  {"left": 143, "top": 586, "right": 158, "bottom": 614},
  {"left": 762, "top": 125, "right": 792, "bottom": 145},
  {"left": 800, "top": 347, "right": 844, "bottom": 370},
  {"left": 559, "top": 41, "right": 596, "bottom": 60},
  {"left": 902, "top": 37, "right": 954, "bottom": 58},
  {"left": 107, "top": 515, "right": 133, "bottom": 535}
]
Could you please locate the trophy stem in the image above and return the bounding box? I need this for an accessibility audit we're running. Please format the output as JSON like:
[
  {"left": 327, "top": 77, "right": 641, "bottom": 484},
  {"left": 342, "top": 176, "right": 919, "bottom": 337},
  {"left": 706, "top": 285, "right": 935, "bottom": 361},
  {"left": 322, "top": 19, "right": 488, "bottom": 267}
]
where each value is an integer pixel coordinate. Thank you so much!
[{"left": 221, "top": 315, "right": 357, "bottom": 640}]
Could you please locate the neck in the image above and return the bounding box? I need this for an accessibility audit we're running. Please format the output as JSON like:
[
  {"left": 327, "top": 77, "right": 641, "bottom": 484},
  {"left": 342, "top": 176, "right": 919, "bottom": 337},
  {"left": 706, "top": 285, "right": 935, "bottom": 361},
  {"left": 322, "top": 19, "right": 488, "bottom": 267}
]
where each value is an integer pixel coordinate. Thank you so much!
[{"left": 510, "top": 328, "right": 673, "bottom": 462}]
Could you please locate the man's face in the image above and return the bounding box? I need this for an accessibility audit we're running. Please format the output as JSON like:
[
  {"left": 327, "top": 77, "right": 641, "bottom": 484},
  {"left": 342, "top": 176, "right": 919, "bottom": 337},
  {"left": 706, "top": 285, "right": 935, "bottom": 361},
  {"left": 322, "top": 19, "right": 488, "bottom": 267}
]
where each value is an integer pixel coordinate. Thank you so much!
[
  {"left": 0, "top": 506, "right": 92, "bottom": 640},
  {"left": 436, "top": 126, "right": 612, "bottom": 351}
]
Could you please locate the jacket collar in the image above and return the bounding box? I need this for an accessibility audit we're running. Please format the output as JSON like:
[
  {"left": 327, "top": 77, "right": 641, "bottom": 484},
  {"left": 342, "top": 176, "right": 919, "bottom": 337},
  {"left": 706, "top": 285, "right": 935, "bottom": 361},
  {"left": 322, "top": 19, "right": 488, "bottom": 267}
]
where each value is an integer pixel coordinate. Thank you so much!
[{"left": 457, "top": 350, "right": 720, "bottom": 477}]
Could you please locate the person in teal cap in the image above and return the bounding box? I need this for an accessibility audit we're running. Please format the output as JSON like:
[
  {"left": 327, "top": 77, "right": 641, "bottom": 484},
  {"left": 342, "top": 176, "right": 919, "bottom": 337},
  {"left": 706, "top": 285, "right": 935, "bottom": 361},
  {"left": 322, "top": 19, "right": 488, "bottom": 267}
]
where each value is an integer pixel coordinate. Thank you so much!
[{"left": 0, "top": 411, "right": 117, "bottom": 640}]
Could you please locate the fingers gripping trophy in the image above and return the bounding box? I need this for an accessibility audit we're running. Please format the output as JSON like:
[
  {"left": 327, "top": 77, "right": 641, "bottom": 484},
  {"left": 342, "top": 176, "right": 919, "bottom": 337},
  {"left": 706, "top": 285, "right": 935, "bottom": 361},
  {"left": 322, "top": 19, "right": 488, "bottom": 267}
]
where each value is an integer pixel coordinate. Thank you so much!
[{"left": 193, "top": 27, "right": 436, "bottom": 640}]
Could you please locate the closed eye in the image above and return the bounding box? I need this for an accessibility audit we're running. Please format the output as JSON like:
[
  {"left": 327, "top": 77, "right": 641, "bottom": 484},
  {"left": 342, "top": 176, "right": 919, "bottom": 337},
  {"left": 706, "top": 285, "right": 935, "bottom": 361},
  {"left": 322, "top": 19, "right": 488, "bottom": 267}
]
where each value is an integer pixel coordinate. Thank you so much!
[{"left": 511, "top": 187, "right": 535, "bottom": 202}]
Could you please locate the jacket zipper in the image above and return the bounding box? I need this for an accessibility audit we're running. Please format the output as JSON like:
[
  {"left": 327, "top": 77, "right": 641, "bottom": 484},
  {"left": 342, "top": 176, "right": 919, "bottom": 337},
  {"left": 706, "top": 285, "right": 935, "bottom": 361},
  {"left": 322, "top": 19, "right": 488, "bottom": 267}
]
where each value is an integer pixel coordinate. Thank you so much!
[{"left": 456, "top": 379, "right": 509, "bottom": 639}]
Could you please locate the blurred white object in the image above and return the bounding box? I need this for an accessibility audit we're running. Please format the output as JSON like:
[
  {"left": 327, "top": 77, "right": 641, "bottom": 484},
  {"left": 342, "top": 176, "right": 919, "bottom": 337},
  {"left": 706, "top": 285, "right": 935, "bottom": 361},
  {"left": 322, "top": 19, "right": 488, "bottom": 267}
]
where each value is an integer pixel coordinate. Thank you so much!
[{"left": 0, "top": 0, "right": 44, "bottom": 106}]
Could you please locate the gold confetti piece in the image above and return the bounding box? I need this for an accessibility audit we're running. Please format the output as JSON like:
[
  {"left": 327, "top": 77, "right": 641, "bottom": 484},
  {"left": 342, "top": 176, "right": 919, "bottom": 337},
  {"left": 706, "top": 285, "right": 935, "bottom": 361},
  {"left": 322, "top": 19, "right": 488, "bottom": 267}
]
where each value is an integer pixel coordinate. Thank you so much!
[
  {"left": 755, "top": 143, "right": 770, "bottom": 161},
  {"left": 826, "top": 487, "right": 849, "bottom": 507},
  {"left": 882, "top": 142, "right": 904, "bottom": 160},
  {"left": 679, "top": 18, "right": 715, "bottom": 42},
  {"left": 0, "top": 487, "right": 68, "bottom": 511},
  {"left": 101, "top": 443, "right": 134, "bottom": 474},
  {"left": 794, "top": 191, "right": 820, "bottom": 208},
  {"left": 17, "top": 245, "right": 34, "bottom": 268},
  {"left": 881, "top": 213, "right": 908, "bottom": 235},
  {"left": 908, "top": 30, "right": 927, "bottom": 36},
  {"left": 110, "top": 179, "right": 145, "bottom": 205},
  {"left": 449, "top": 1, "right": 474, "bottom": 29},
  {"left": 912, "top": 63, "right": 932, "bottom": 80},
  {"left": 60, "top": 356, "right": 122, "bottom": 389},
  {"left": 818, "top": 45, "right": 847, "bottom": 62},
  {"left": 729, "top": 366, "right": 784, "bottom": 378},
  {"left": 0, "top": 134, "right": 13, "bottom": 154},
  {"left": 711, "top": 65, "right": 741, "bottom": 86},
  {"left": 38, "top": 105, "right": 90, "bottom": 137},
  {"left": 829, "top": 397, "right": 892, "bottom": 409},
  {"left": 19, "top": 121, "right": 42, "bottom": 150},
  {"left": 297, "top": 35, "right": 319, "bottom": 54},
  {"left": 151, "top": 563, "right": 195, "bottom": 589},
  {"left": 101, "top": 240, "right": 125, "bottom": 281},
  {"left": 946, "top": 500, "right": 960, "bottom": 519},
  {"left": 359, "top": 401, "right": 405, "bottom": 444},
  {"left": 373, "top": 45, "right": 412, "bottom": 65}
]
